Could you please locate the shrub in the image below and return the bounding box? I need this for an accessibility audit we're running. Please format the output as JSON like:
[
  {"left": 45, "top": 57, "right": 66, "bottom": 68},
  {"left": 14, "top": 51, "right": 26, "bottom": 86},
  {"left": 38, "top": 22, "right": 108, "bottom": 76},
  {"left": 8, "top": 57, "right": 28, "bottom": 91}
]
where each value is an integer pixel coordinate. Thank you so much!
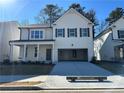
[
  {"left": 91, "top": 56, "right": 97, "bottom": 63},
  {"left": 3, "top": 59, "right": 10, "bottom": 64}
]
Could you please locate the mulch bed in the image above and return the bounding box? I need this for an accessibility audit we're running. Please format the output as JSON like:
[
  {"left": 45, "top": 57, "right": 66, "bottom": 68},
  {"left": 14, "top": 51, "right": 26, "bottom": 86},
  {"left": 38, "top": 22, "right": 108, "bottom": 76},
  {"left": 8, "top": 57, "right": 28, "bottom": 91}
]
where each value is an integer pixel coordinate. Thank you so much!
[{"left": 0, "top": 81, "right": 42, "bottom": 87}]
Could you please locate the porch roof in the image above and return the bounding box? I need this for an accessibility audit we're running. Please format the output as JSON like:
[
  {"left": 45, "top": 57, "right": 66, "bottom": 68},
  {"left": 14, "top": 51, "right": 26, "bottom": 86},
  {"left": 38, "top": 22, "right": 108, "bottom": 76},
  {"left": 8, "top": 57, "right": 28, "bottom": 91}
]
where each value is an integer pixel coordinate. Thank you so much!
[
  {"left": 9, "top": 40, "right": 55, "bottom": 45},
  {"left": 115, "top": 44, "right": 124, "bottom": 48}
]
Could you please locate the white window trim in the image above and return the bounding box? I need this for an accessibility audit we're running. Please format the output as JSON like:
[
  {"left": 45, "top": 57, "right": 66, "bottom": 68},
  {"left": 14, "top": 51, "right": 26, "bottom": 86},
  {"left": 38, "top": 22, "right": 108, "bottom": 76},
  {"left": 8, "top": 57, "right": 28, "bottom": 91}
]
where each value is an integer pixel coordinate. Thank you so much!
[
  {"left": 68, "top": 28, "right": 77, "bottom": 37},
  {"left": 30, "top": 29, "right": 44, "bottom": 40},
  {"left": 118, "top": 30, "right": 124, "bottom": 39},
  {"left": 56, "top": 28, "right": 64, "bottom": 37},
  {"left": 80, "top": 28, "right": 89, "bottom": 37}
]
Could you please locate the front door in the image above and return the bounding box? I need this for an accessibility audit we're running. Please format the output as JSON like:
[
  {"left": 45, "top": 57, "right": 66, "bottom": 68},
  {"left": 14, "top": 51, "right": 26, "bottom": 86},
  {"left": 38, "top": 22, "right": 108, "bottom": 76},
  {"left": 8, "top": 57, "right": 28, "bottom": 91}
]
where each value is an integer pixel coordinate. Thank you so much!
[{"left": 46, "top": 49, "right": 52, "bottom": 61}]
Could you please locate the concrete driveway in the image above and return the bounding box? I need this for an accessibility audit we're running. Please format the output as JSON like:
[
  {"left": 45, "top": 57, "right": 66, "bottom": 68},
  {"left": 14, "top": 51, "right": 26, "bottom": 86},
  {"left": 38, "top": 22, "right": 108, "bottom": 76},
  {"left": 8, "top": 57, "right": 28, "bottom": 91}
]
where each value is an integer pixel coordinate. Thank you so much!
[{"left": 50, "top": 62, "right": 112, "bottom": 76}]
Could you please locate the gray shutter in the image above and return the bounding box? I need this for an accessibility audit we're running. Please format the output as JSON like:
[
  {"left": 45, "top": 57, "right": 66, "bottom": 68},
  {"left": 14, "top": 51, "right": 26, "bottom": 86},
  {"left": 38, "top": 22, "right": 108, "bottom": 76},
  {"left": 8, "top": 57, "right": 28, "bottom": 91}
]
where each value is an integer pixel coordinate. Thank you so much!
[
  {"left": 75, "top": 28, "right": 77, "bottom": 37},
  {"left": 87, "top": 28, "right": 90, "bottom": 37},
  {"left": 118, "top": 30, "right": 120, "bottom": 38},
  {"left": 55, "top": 29, "right": 57, "bottom": 37},
  {"left": 63, "top": 28, "right": 65, "bottom": 37},
  {"left": 80, "top": 28, "right": 82, "bottom": 37},
  {"left": 67, "top": 28, "right": 69, "bottom": 37}
]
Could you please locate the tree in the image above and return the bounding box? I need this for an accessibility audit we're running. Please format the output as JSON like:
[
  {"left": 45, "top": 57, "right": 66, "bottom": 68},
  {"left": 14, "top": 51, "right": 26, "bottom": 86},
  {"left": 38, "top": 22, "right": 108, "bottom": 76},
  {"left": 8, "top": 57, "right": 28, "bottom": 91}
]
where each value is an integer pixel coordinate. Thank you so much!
[
  {"left": 85, "top": 9, "right": 98, "bottom": 25},
  {"left": 96, "top": 20, "right": 108, "bottom": 34},
  {"left": 69, "top": 3, "right": 98, "bottom": 38},
  {"left": 106, "top": 7, "right": 124, "bottom": 25},
  {"left": 69, "top": 3, "right": 85, "bottom": 15},
  {"left": 85, "top": 9, "right": 98, "bottom": 38},
  {"left": 36, "top": 4, "right": 64, "bottom": 25},
  {"left": 35, "top": 10, "right": 48, "bottom": 24}
]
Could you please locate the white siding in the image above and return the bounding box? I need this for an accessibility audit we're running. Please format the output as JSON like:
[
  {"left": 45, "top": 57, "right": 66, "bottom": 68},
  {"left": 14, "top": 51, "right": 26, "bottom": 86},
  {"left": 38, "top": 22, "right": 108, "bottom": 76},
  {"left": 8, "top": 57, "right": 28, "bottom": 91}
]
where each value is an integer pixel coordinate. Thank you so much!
[
  {"left": 53, "top": 9, "right": 94, "bottom": 62},
  {"left": 20, "top": 28, "right": 53, "bottom": 40},
  {"left": 45, "top": 28, "right": 53, "bottom": 39},
  {"left": 21, "top": 29, "right": 28, "bottom": 40},
  {"left": 0, "top": 21, "right": 20, "bottom": 62},
  {"left": 94, "top": 17, "right": 124, "bottom": 61},
  {"left": 112, "top": 17, "right": 124, "bottom": 39}
]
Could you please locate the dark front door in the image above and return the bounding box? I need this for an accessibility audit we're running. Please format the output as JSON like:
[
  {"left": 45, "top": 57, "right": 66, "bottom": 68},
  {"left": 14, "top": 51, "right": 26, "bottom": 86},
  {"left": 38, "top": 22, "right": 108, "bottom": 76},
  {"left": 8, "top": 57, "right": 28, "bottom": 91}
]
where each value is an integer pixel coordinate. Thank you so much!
[{"left": 46, "top": 49, "right": 52, "bottom": 61}]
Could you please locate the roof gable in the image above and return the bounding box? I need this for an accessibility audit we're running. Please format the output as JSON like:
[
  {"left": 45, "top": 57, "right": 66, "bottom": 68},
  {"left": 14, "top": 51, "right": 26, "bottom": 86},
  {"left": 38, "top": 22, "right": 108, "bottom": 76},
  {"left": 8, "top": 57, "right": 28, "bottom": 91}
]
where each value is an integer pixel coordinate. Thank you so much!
[
  {"left": 53, "top": 8, "right": 93, "bottom": 25},
  {"left": 94, "top": 16, "right": 124, "bottom": 40}
]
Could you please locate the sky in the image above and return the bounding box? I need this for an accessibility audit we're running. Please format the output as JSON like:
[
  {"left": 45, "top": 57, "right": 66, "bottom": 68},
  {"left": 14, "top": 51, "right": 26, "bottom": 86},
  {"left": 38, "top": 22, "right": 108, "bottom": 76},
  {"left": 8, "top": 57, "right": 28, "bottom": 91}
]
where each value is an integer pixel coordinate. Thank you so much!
[{"left": 0, "top": 0, "right": 124, "bottom": 24}]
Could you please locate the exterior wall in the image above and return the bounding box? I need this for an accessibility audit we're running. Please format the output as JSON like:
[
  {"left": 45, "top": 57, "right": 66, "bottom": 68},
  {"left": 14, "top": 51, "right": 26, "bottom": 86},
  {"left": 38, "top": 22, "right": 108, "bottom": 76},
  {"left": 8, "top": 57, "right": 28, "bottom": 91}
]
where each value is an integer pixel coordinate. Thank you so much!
[
  {"left": 19, "top": 45, "right": 52, "bottom": 61},
  {"left": 14, "top": 9, "right": 94, "bottom": 63},
  {"left": 0, "top": 21, "right": 20, "bottom": 62},
  {"left": 20, "top": 29, "right": 28, "bottom": 40},
  {"left": 94, "top": 32, "right": 114, "bottom": 60},
  {"left": 53, "top": 10, "right": 94, "bottom": 62},
  {"left": 94, "top": 17, "right": 124, "bottom": 61},
  {"left": 112, "top": 17, "right": 124, "bottom": 39},
  {"left": 20, "top": 28, "right": 53, "bottom": 40}
]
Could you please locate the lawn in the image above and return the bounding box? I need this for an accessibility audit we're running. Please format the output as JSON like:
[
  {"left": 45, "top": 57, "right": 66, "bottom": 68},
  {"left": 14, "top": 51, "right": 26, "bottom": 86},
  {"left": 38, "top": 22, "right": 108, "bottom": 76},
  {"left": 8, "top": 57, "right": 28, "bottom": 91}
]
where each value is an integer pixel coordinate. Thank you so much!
[
  {"left": 94, "top": 61, "right": 124, "bottom": 75},
  {"left": 0, "top": 63, "right": 54, "bottom": 75}
]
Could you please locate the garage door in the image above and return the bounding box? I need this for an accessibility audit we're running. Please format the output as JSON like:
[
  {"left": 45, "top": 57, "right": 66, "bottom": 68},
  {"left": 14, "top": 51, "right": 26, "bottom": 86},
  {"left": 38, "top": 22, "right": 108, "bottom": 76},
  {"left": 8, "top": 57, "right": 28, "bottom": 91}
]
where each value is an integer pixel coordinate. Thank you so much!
[{"left": 58, "top": 49, "right": 88, "bottom": 61}]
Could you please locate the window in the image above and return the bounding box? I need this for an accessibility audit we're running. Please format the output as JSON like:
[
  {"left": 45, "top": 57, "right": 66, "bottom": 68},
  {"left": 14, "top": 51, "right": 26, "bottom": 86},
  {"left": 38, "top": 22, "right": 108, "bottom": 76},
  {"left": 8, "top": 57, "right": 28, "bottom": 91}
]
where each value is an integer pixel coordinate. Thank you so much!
[
  {"left": 31, "top": 30, "right": 43, "bottom": 39},
  {"left": 118, "top": 30, "right": 124, "bottom": 38},
  {"left": 55, "top": 28, "right": 65, "bottom": 37},
  {"left": 80, "top": 28, "right": 89, "bottom": 37},
  {"left": 68, "top": 28, "right": 77, "bottom": 37},
  {"left": 34, "top": 47, "right": 37, "bottom": 57},
  {"left": 35, "top": 31, "right": 39, "bottom": 39}
]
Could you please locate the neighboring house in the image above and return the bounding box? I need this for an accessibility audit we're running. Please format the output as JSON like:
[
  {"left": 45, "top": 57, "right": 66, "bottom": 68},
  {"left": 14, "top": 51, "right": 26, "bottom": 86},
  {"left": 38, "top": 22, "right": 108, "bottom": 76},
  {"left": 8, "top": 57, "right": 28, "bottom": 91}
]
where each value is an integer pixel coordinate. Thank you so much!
[
  {"left": 0, "top": 21, "right": 20, "bottom": 62},
  {"left": 94, "top": 16, "right": 124, "bottom": 62},
  {"left": 9, "top": 8, "right": 94, "bottom": 63}
]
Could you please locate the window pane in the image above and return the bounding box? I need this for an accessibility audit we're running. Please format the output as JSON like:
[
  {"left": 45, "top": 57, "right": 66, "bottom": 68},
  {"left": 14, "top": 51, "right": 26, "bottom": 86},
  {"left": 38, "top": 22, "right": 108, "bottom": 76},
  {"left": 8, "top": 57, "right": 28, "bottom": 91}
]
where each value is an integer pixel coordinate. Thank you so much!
[
  {"left": 80, "top": 28, "right": 89, "bottom": 37},
  {"left": 35, "top": 31, "right": 39, "bottom": 38},
  {"left": 69, "top": 28, "right": 77, "bottom": 37},
  {"left": 56, "top": 29, "right": 64, "bottom": 37},
  {"left": 119, "top": 30, "right": 124, "bottom": 38}
]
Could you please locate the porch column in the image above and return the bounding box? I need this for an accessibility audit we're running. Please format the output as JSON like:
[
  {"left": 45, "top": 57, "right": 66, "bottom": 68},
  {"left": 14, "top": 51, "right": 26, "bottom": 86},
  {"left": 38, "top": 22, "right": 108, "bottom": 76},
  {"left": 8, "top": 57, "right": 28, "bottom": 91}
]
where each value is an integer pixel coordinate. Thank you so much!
[
  {"left": 10, "top": 44, "right": 13, "bottom": 62},
  {"left": 37, "top": 44, "right": 39, "bottom": 61},
  {"left": 23, "top": 44, "right": 26, "bottom": 61},
  {"left": 52, "top": 44, "right": 55, "bottom": 63}
]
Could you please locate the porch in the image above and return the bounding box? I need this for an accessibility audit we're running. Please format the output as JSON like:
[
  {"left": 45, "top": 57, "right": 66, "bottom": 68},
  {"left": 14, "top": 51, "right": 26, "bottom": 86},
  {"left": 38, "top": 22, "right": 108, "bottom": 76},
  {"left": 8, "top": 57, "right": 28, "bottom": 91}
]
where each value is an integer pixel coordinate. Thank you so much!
[
  {"left": 114, "top": 44, "right": 124, "bottom": 62},
  {"left": 9, "top": 40, "right": 55, "bottom": 63}
]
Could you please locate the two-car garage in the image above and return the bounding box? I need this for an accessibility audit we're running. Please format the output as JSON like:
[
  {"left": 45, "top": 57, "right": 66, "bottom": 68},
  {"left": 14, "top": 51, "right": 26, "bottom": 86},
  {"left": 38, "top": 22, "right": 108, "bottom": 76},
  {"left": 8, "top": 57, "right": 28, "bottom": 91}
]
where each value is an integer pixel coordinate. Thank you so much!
[{"left": 58, "top": 49, "right": 88, "bottom": 61}]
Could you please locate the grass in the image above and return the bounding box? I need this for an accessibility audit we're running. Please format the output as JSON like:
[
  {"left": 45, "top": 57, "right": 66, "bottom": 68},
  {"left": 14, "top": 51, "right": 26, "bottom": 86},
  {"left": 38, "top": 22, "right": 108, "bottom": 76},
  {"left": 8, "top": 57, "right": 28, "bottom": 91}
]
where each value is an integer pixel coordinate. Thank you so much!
[{"left": 0, "top": 64, "right": 54, "bottom": 75}]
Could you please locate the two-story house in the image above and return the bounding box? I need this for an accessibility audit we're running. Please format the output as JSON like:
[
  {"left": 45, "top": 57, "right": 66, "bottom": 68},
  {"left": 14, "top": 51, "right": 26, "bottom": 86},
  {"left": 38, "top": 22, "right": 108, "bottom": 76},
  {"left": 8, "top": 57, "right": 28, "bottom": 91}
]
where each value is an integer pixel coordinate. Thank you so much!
[
  {"left": 9, "top": 8, "right": 94, "bottom": 63},
  {"left": 94, "top": 16, "right": 124, "bottom": 62}
]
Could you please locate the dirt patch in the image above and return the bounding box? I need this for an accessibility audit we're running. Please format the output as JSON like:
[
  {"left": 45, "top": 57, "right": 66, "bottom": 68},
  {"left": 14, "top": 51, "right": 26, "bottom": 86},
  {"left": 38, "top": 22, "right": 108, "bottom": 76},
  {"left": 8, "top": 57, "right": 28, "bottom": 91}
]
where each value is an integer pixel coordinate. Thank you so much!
[{"left": 0, "top": 81, "right": 42, "bottom": 87}]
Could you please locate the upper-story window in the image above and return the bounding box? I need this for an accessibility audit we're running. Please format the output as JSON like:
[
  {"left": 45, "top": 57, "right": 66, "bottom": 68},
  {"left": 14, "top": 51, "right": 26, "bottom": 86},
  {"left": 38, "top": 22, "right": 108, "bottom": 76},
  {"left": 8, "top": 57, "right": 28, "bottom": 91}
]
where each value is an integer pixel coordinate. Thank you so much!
[
  {"left": 68, "top": 28, "right": 77, "bottom": 37},
  {"left": 55, "top": 28, "right": 65, "bottom": 37},
  {"left": 31, "top": 30, "right": 43, "bottom": 39},
  {"left": 80, "top": 28, "right": 89, "bottom": 37},
  {"left": 118, "top": 30, "right": 124, "bottom": 38}
]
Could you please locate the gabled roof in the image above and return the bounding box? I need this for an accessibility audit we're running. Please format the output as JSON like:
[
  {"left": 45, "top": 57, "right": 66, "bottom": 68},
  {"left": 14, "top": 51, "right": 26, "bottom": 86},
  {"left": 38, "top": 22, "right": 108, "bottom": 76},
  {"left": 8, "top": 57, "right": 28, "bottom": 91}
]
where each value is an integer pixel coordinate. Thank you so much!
[
  {"left": 53, "top": 8, "right": 94, "bottom": 25},
  {"left": 19, "top": 8, "right": 94, "bottom": 29},
  {"left": 94, "top": 16, "right": 124, "bottom": 40}
]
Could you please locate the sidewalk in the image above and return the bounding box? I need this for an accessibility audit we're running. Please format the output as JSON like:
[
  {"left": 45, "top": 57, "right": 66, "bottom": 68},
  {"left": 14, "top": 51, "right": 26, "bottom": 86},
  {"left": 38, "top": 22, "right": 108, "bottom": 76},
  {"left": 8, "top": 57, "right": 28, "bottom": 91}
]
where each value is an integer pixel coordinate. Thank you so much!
[{"left": 40, "top": 75, "right": 124, "bottom": 89}]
